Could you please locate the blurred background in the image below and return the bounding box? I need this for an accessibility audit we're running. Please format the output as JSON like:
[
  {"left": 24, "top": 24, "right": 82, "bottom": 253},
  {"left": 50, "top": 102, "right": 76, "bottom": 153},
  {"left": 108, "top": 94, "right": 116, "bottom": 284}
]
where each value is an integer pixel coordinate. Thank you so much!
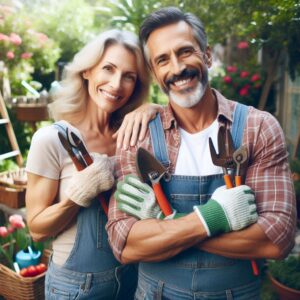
[{"left": 0, "top": 1, "right": 299, "bottom": 299}]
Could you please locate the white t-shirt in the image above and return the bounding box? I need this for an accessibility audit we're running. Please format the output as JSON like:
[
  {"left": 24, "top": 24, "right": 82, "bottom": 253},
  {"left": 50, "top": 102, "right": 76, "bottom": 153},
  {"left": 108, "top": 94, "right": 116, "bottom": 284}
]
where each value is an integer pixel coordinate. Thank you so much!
[
  {"left": 26, "top": 121, "right": 84, "bottom": 265},
  {"left": 175, "top": 119, "right": 223, "bottom": 176}
]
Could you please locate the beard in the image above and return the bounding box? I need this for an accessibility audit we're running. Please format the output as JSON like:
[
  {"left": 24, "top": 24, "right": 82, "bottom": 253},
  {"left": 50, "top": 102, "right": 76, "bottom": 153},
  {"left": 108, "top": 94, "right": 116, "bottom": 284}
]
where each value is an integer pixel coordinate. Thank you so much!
[{"left": 163, "top": 67, "right": 209, "bottom": 108}]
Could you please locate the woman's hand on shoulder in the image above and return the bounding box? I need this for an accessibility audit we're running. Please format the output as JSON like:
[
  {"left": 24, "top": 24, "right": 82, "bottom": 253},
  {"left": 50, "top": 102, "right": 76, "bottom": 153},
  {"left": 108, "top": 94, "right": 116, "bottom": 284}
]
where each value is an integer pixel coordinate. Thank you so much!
[{"left": 113, "top": 103, "right": 161, "bottom": 150}]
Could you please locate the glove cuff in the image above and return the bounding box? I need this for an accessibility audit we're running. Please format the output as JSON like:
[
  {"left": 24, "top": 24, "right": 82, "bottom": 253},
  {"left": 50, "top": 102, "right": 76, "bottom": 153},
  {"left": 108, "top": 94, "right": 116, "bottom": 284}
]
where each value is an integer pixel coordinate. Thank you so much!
[{"left": 195, "top": 200, "right": 230, "bottom": 237}]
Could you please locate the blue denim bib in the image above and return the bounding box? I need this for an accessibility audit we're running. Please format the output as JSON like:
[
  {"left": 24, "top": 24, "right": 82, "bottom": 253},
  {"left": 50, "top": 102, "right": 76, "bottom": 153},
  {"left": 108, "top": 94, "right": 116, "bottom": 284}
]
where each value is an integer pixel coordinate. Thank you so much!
[
  {"left": 137, "top": 104, "right": 262, "bottom": 299},
  {"left": 45, "top": 122, "right": 137, "bottom": 300}
]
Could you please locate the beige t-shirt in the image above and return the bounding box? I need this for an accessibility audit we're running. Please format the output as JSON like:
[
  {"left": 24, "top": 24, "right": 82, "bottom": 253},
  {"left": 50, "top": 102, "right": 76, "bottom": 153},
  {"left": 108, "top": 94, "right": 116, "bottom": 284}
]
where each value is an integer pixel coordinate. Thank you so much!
[{"left": 26, "top": 121, "right": 84, "bottom": 266}]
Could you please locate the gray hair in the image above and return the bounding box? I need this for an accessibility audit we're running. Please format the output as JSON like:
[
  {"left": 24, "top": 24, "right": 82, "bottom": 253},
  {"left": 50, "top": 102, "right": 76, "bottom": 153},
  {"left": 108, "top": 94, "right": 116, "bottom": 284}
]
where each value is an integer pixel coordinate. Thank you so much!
[
  {"left": 49, "top": 29, "right": 150, "bottom": 128},
  {"left": 139, "top": 7, "right": 207, "bottom": 65}
]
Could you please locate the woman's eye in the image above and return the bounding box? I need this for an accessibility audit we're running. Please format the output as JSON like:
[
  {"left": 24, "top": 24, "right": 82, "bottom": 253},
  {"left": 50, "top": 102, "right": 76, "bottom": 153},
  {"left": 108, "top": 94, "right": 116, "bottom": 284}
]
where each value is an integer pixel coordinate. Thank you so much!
[
  {"left": 124, "top": 74, "right": 136, "bottom": 82},
  {"left": 103, "top": 65, "right": 112, "bottom": 71}
]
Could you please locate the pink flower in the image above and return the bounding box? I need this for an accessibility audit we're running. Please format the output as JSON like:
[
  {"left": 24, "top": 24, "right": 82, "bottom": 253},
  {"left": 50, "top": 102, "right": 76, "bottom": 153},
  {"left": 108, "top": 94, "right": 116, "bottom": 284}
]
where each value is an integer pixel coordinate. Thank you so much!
[
  {"left": 223, "top": 76, "right": 232, "bottom": 84},
  {"left": 239, "top": 86, "right": 250, "bottom": 96},
  {"left": 9, "top": 33, "right": 22, "bottom": 45},
  {"left": 36, "top": 32, "right": 48, "bottom": 43},
  {"left": 226, "top": 66, "right": 237, "bottom": 73},
  {"left": 6, "top": 51, "right": 14, "bottom": 60},
  {"left": 237, "top": 41, "right": 249, "bottom": 49},
  {"left": 9, "top": 214, "right": 25, "bottom": 229},
  {"left": 251, "top": 74, "right": 260, "bottom": 82},
  {"left": 0, "top": 33, "right": 9, "bottom": 41},
  {"left": 7, "top": 226, "right": 15, "bottom": 234},
  {"left": 21, "top": 52, "right": 33, "bottom": 59},
  {"left": 0, "top": 226, "right": 9, "bottom": 238},
  {"left": 240, "top": 71, "right": 249, "bottom": 78}
]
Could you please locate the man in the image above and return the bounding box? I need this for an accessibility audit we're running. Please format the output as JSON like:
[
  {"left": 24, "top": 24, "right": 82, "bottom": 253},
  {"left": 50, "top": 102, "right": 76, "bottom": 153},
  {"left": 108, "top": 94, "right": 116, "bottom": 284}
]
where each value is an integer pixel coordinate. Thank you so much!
[{"left": 107, "top": 7, "right": 296, "bottom": 299}]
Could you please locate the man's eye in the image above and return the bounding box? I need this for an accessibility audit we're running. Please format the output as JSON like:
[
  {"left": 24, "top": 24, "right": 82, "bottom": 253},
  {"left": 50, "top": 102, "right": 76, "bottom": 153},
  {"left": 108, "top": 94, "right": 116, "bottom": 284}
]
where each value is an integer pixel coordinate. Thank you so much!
[
  {"left": 180, "top": 48, "right": 193, "bottom": 57},
  {"left": 157, "top": 57, "right": 167, "bottom": 66}
]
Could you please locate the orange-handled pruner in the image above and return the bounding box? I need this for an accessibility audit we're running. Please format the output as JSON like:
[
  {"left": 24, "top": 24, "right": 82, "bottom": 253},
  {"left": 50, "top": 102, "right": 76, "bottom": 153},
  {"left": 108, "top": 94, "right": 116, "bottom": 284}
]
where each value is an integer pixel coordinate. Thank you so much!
[
  {"left": 209, "top": 128, "right": 259, "bottom": 276},
  {"left": 232, "top": 145, "right": 259, "bottom": 276},
  {"left": 136, "top": 147, "right": 173, "bottom": 216}
]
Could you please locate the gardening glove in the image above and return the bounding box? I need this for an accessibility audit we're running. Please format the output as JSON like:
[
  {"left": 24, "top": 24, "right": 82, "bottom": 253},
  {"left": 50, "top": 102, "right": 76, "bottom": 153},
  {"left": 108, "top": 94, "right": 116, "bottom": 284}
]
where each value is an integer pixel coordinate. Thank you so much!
[
  {"left": 65, "top": 153, "right": 114, "bottom": 207},
  {"left": 194, "top": 185, "right": 258, "bottom": 237},
  {"left": 115, "top": 175, "right": 164, "bottom": 219}
]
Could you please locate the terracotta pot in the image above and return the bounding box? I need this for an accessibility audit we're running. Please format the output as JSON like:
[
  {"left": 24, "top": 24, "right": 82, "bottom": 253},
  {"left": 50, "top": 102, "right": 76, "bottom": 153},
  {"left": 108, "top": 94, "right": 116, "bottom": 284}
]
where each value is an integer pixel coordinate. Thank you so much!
[{"left": 268, "top": 272, "right": 300, "bottom": 300}]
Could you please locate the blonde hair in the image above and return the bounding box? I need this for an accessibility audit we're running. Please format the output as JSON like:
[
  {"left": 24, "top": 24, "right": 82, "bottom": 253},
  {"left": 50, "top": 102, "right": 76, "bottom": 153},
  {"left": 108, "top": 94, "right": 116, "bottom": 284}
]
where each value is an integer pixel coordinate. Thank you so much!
[{"left": 49, "top": 29, "right": 150, "bottom": 128}]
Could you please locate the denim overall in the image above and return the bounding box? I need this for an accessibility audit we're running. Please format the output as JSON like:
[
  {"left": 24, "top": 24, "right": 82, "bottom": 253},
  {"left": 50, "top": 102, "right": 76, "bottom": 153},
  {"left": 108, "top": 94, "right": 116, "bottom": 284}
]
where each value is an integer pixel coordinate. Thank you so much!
[
  {"left": 136, "top": 104, "right": 261, "bottom": 300},
  {"left": 45, "top": 122, "right": 137, "bottom": 300}
]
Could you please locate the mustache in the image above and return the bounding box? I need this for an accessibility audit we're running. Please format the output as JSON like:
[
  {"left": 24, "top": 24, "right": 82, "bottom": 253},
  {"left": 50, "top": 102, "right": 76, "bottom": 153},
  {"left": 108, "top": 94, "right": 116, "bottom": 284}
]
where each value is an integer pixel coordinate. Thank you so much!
[{"left": 165, "top": 68, "right": 199, "bottom": 87}]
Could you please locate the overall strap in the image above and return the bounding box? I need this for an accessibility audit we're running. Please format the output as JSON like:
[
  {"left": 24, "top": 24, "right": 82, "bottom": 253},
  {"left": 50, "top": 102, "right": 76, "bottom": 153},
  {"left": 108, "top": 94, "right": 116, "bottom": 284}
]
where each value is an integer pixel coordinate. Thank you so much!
[
  {"left": 149, "top": 114, "right": 170, "bottom": 168},
  {"left": 231, "top": 103, "right": 249, "bottom": 148}
]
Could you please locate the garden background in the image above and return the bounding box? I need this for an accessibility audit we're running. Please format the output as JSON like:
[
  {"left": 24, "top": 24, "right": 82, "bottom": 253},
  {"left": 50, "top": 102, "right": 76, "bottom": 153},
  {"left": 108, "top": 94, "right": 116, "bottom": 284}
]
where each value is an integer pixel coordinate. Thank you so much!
[{"left": 0, "top": 1, "right": 300, "bottom": 299}]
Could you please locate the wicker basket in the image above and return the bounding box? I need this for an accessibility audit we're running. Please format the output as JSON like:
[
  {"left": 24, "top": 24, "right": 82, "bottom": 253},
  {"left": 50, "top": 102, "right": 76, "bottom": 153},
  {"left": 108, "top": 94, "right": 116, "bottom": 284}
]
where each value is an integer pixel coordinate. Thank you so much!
[
  {"left": 0, "top": 168, "right": 27, "bottom": 209},
  {"left": 0, "top": 249, "right": 51, "bottom": 300}
]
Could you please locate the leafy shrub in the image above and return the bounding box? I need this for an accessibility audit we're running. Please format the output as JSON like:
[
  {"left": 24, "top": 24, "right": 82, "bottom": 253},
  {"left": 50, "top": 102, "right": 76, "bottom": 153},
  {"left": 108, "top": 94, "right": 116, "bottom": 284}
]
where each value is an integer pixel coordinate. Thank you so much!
[{"left": 268, "top": 256, "right": 300, "bottom": 290}]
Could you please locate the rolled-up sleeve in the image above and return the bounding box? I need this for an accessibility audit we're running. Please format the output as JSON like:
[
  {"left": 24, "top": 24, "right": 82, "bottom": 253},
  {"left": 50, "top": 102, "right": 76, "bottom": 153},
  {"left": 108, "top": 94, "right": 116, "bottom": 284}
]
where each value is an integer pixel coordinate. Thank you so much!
[
  {"left": 245, "top": 109, "right": 297, "bottom": 257},
  {"left": 106, "top": 147, "right": 139, "bottom": 262}
]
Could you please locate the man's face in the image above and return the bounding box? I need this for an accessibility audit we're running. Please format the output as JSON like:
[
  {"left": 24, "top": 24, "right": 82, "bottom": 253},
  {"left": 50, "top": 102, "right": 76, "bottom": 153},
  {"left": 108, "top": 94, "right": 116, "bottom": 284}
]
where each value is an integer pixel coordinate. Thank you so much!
[{"left": 146, "top": 21, "right": 210, "bottom": 108}]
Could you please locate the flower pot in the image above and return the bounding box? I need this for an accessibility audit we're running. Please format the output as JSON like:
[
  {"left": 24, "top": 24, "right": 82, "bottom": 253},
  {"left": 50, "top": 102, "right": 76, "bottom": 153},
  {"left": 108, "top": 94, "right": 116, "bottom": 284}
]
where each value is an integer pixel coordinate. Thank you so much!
[{"left": 268, "top": 272, "right": 300, "bottom": 300}]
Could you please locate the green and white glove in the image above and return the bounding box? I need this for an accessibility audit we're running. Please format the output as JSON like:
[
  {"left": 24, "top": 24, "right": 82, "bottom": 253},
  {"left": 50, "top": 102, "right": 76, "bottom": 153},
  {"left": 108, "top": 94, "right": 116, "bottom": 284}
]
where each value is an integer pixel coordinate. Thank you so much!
[
  {"left": 194, "top": 185, "right": 258, "bottom": 237},
  {"left": 115, "top": 175, "right": 161, "bottom": 219}
]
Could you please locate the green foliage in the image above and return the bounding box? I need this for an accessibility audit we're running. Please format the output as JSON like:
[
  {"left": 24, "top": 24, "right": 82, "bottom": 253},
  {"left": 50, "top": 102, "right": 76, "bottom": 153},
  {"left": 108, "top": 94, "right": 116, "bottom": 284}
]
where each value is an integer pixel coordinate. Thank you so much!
[
  {"left": 290, "top": 159, "right": 300, "bottom": 174},
  {"left": 100, "top": 0, "right": 162, "bottom": 33},
  {"left": 0, "top": 5, "right": 60, "bottom": 95},
  {"left": 268, "top": 256, "right": 300, "bottom": 290},
  {"left": 26, "top": 0, "right": 96, "bottom": 63},
  {"left": 240, "top": 0, "right": 300, "bottom": 80}
]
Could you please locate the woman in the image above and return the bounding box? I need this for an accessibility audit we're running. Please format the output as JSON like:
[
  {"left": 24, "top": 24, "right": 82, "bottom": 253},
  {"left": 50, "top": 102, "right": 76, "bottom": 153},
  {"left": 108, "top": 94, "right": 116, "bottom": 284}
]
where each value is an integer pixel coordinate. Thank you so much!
[{"left": 25, "top": 29, "right": 157, "bottom": 299}]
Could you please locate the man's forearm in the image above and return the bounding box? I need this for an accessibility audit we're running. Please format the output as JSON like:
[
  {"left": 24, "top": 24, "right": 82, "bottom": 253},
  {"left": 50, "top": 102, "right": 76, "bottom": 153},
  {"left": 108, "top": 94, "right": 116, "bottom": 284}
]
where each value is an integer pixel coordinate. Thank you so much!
[
  {"left": 121, "top": 212, "right": 208, "bottom": 264},
  {"left": 196, "top": 224, "right": 283, "bottom": 260}
]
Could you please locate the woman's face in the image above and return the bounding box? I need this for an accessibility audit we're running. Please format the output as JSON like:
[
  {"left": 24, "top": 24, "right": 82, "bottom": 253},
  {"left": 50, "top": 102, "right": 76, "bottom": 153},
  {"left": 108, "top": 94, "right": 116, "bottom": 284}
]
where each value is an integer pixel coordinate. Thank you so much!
[{"left": 83, "top": 43, "right": 138, "bottom": 113}]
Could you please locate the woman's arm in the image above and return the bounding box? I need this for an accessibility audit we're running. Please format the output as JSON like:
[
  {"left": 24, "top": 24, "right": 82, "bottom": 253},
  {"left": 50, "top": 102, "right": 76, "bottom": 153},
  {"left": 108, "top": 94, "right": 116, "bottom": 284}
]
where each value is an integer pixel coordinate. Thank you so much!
[{"left": 26, "top": 172, "right": 79, "bottom": 241}]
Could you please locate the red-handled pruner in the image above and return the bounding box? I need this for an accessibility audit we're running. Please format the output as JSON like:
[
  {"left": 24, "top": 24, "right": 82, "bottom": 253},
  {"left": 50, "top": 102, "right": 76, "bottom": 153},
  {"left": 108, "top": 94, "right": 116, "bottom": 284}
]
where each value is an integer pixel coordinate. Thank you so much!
[{"left": 57, "top": 129, "right": 109, "bottom": 215}]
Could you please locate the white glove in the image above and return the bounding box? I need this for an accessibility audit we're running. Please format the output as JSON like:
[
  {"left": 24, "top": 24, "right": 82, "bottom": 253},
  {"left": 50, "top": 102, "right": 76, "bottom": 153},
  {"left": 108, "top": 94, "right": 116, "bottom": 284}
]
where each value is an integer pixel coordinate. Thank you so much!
[
  {"left": 115, "top": 175, "right": 161, "bottom": 219},
  {"left": 194, "top": 185, "right": 258, "bottom": 236},
  {"left": 65, "top": 153, "right": 114, "bottom": 207}
]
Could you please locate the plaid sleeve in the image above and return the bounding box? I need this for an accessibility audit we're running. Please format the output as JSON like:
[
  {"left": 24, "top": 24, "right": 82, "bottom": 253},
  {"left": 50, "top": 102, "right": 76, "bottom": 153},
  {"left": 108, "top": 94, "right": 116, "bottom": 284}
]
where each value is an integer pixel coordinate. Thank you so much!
[
  {"left": 245, "top": 109, "right": 297, "bottom": 256},
  {"left": 106, "top": 146, "right": 140, "bottom": 262}
]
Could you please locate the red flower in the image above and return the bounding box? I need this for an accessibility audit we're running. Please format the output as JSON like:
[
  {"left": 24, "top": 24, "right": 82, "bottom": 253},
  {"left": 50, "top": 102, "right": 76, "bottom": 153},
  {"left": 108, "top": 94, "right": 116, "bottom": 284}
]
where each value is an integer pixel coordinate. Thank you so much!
[
  {"left": 239, "top": 86, "right": 250, "bottom": 96},
  {"left": 226, "top": 66, "right": 237, "bottom": 73},
  {"left": 6, "top": 51, "right": 14, "bottom": 60},
  {"left": 240, "top": 71, "right": 249, "bottom": 78},
  {"left": 21, "top": 52, "right": 33, "bottom": 59},
  {"left": 237, "top": 41, "right": 249, "bottom": 49},
  {"left": 251, "top": 74, "right": 260, "bottom": 82},
  {"left": 223, "top": 76, "right": 232, "bottom": 84}
]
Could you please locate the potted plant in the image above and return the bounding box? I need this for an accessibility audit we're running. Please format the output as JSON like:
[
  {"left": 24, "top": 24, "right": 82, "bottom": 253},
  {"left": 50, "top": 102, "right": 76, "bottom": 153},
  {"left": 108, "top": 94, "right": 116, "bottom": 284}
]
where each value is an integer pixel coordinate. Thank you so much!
[{"left": 268, "top": 255, "right": 300, "bottom": 300}]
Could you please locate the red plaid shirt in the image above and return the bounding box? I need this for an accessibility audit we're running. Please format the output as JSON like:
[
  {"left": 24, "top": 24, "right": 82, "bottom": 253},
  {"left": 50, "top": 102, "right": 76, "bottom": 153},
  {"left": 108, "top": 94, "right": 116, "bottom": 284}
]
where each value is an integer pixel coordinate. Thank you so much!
[{"left": 107, "top": 89, "right": 296, "bottom": 261}]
